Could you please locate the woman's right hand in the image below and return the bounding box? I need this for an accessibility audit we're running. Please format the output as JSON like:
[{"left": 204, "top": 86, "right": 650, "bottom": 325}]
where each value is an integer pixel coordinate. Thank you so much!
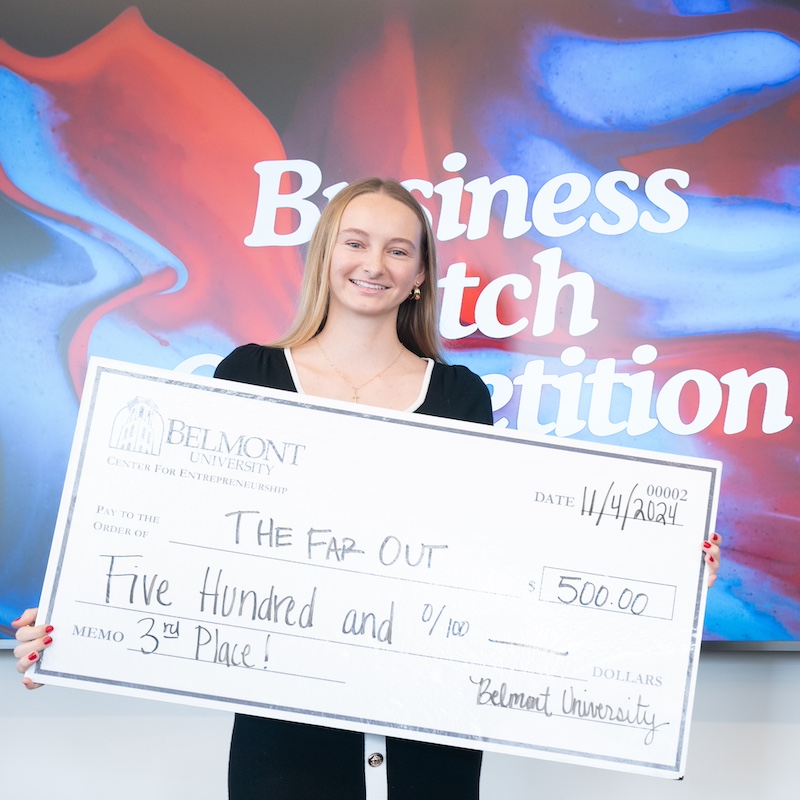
[{"left": 11, "top": 608, "right": 53, "bottom": 689}]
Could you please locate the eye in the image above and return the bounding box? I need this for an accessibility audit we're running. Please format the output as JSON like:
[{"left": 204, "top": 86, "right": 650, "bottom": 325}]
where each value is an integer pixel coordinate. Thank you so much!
[
  {"left": 345, "top": 241, "right": 364, "bottom": 249},
  {"left": 389, "top": 248, "right": 409, "bottom": 257}
]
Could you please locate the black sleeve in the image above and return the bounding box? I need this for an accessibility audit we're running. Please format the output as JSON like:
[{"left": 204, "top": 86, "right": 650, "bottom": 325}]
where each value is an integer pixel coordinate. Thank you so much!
[
  {"left": 416, "top": 363, "right": 494, "bottom": 425},
  {"left": 213, "top": 344, "right": 296, "bottom": 392}
]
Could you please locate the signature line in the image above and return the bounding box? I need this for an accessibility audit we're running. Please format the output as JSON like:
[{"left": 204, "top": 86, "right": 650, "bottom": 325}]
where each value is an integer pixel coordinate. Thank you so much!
[{"left": 488, "top": 639, "right": 569, "bottom": 657}]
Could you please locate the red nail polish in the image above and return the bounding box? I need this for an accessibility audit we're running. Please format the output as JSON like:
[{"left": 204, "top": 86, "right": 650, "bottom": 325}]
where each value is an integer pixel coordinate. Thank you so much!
[
  {"left": 712, "top": 533, "right": 719, "bottom": 542},
  {"left": 45, "top": 626, "right": 54, "bottom": 633},
  {"left": 703, "top": 542, "right": 712, "bottom": 549},
  {"left": 43, "top": 636, "right": 53, "bottom": 646},
  {"left": 709, "top": 556, "right": 715, "bottom": 563},
  {"left": 27, "top": 652, "right": 37, "bottom": 661}
]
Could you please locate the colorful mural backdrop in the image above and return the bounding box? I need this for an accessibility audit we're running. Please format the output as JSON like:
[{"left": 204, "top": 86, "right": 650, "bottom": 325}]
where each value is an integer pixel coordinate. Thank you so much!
[{"left": 1, "top": 0, "right": 799, "bottom": 645}]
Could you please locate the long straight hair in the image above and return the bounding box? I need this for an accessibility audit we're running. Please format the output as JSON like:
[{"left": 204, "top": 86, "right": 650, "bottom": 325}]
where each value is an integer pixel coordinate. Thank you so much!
[{"left": 270, "top": 178, "right": 444, "bottom": 361}]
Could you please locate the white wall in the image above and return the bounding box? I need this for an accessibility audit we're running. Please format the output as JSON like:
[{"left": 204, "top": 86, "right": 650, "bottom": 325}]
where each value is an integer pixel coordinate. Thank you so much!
[{"left": 1, "top": 650, "right": 798, "bottom": 799}]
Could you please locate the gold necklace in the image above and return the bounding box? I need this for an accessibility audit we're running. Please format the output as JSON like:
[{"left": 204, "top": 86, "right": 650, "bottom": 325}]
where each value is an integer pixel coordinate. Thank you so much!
[{"left": 314, "top": 338, "right": 404, "bottom": 403}]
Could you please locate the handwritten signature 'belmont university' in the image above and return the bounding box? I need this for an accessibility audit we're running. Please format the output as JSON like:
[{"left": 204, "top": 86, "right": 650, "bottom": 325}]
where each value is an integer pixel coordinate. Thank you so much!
[{"left": 471, "top": 676, "right": 669, "bottom": 746}]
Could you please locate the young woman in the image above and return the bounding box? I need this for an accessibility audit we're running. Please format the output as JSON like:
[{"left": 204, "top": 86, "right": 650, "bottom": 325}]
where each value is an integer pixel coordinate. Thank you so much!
[{"left": 13, "top": 178, "right": 722, "bottom": 799}]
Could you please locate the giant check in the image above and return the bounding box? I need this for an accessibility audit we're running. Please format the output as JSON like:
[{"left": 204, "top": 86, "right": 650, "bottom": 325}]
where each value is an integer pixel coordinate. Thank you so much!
[{"left": 35, "top": 358, "right": 720, "bottom": 778}]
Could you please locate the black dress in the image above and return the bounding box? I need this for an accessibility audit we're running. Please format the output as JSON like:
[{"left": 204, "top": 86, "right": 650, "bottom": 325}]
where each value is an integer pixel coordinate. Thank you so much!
[{"left": 214, "top": 344, "right": 494, "bottom": 800}]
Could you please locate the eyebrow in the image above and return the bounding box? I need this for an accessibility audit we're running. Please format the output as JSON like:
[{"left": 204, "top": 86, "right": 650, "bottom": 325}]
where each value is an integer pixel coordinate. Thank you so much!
[{"left": 337, "top": 227, "right": 418, "bottom": 252}]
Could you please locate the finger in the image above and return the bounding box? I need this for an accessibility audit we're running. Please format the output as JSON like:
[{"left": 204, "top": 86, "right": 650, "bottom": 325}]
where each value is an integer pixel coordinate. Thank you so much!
[
  {"left": 702, "top": 544, "right": 720, "bottom": 571},
  {"left": 11, "top": 608, "right": 38, "bottom": 629},
  {"left": 13, "top": 632, "right": 54, "bottom": 667},
  {"left": 702, "top": 539, "right": 721, "bottom": 588},
  {"left": 22, "top": 676, "right": 44, "bottom": 690},
  {"left": 11, "top": 608, "right": 53, "bottom": 642},
  {"left": 16, "top": 648, "right": 42, "bottom": 674},
  {"left": 15, "top": 622, "right": 53, "bottom": 644},
  {"left": 711, "top": 531, "right": 722, "bottom": 547},
  {"left": 702, "top": 542, "right": 720, "bottom": 565}
]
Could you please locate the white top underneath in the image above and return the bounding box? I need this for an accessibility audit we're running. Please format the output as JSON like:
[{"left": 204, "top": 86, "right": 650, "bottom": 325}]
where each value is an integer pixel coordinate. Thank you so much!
[
  {"left": 284, "top": 347, "right": 434, "bottom": 411},
  {"left": 363, "top": 732, "right": 389, "bottom": 800}
]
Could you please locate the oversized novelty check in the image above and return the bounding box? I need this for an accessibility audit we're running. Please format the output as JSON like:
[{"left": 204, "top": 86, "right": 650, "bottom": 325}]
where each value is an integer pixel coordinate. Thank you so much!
[{"left": 35, "top": 358, "right": 720, "bottom": 778}]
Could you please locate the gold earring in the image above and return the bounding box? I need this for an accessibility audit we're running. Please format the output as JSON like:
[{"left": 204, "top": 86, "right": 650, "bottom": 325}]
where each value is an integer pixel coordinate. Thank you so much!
[{"left": 410, "top": 285, "right": 421, "bottom": 301}]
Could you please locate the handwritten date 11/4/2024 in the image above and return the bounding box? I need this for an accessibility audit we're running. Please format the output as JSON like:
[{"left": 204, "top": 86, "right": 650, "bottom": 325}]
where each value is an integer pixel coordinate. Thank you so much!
[{"left": 581, "top": 482, "right": 688, "bottom": 530}]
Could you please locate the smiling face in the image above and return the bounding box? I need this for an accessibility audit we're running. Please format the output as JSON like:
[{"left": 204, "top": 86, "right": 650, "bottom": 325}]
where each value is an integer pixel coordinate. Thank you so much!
[{"left": 326, "top": 191, "right": 425, "bottom": 324}]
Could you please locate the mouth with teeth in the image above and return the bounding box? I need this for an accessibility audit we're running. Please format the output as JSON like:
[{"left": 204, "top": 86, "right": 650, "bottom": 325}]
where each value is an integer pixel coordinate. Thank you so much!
[{"left": 350, "top": 279, "right": 389, "bottom": 290}]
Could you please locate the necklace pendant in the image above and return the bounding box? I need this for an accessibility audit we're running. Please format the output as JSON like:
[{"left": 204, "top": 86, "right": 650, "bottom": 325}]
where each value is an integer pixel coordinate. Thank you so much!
[{"left": 313, "top": 338, "right": 403, "bottom": 406}]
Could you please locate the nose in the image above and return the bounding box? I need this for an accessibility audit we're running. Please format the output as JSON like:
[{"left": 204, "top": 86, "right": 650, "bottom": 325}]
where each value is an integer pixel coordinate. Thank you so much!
[{"left": 362, "top": 247, "right": 385, "bottom": 276}]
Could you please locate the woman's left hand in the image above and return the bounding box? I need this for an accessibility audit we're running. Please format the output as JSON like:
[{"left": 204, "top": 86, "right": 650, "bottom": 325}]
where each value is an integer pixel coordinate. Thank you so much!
[{"left": 703, "top": 532, "right": 722, "bottom": 588}]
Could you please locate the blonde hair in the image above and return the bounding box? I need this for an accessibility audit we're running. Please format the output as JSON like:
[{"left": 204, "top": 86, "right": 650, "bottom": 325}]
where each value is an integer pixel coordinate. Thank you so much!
[{"left": 271, "top": 177, "right": 444, "bottom": 361}]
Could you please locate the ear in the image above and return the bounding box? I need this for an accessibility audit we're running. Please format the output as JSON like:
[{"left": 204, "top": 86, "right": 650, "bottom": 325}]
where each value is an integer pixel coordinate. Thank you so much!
[{"left": 415, "top": 264, "right": 426, "bottom": 287}]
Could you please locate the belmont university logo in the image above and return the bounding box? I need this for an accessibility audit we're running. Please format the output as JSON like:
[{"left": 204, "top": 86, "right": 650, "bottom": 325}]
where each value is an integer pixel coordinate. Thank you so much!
[
  {"left": 106, "top": 395, "right": 306, "bottom": 472},
  {"left": 109, "top": 397, "right": 164, "bottom": 456}
]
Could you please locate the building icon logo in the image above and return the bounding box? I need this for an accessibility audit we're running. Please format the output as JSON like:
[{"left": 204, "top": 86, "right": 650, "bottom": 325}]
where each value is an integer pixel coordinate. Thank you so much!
[{"left": 109, "top": 397, "right": 164, "bottom": 455}]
